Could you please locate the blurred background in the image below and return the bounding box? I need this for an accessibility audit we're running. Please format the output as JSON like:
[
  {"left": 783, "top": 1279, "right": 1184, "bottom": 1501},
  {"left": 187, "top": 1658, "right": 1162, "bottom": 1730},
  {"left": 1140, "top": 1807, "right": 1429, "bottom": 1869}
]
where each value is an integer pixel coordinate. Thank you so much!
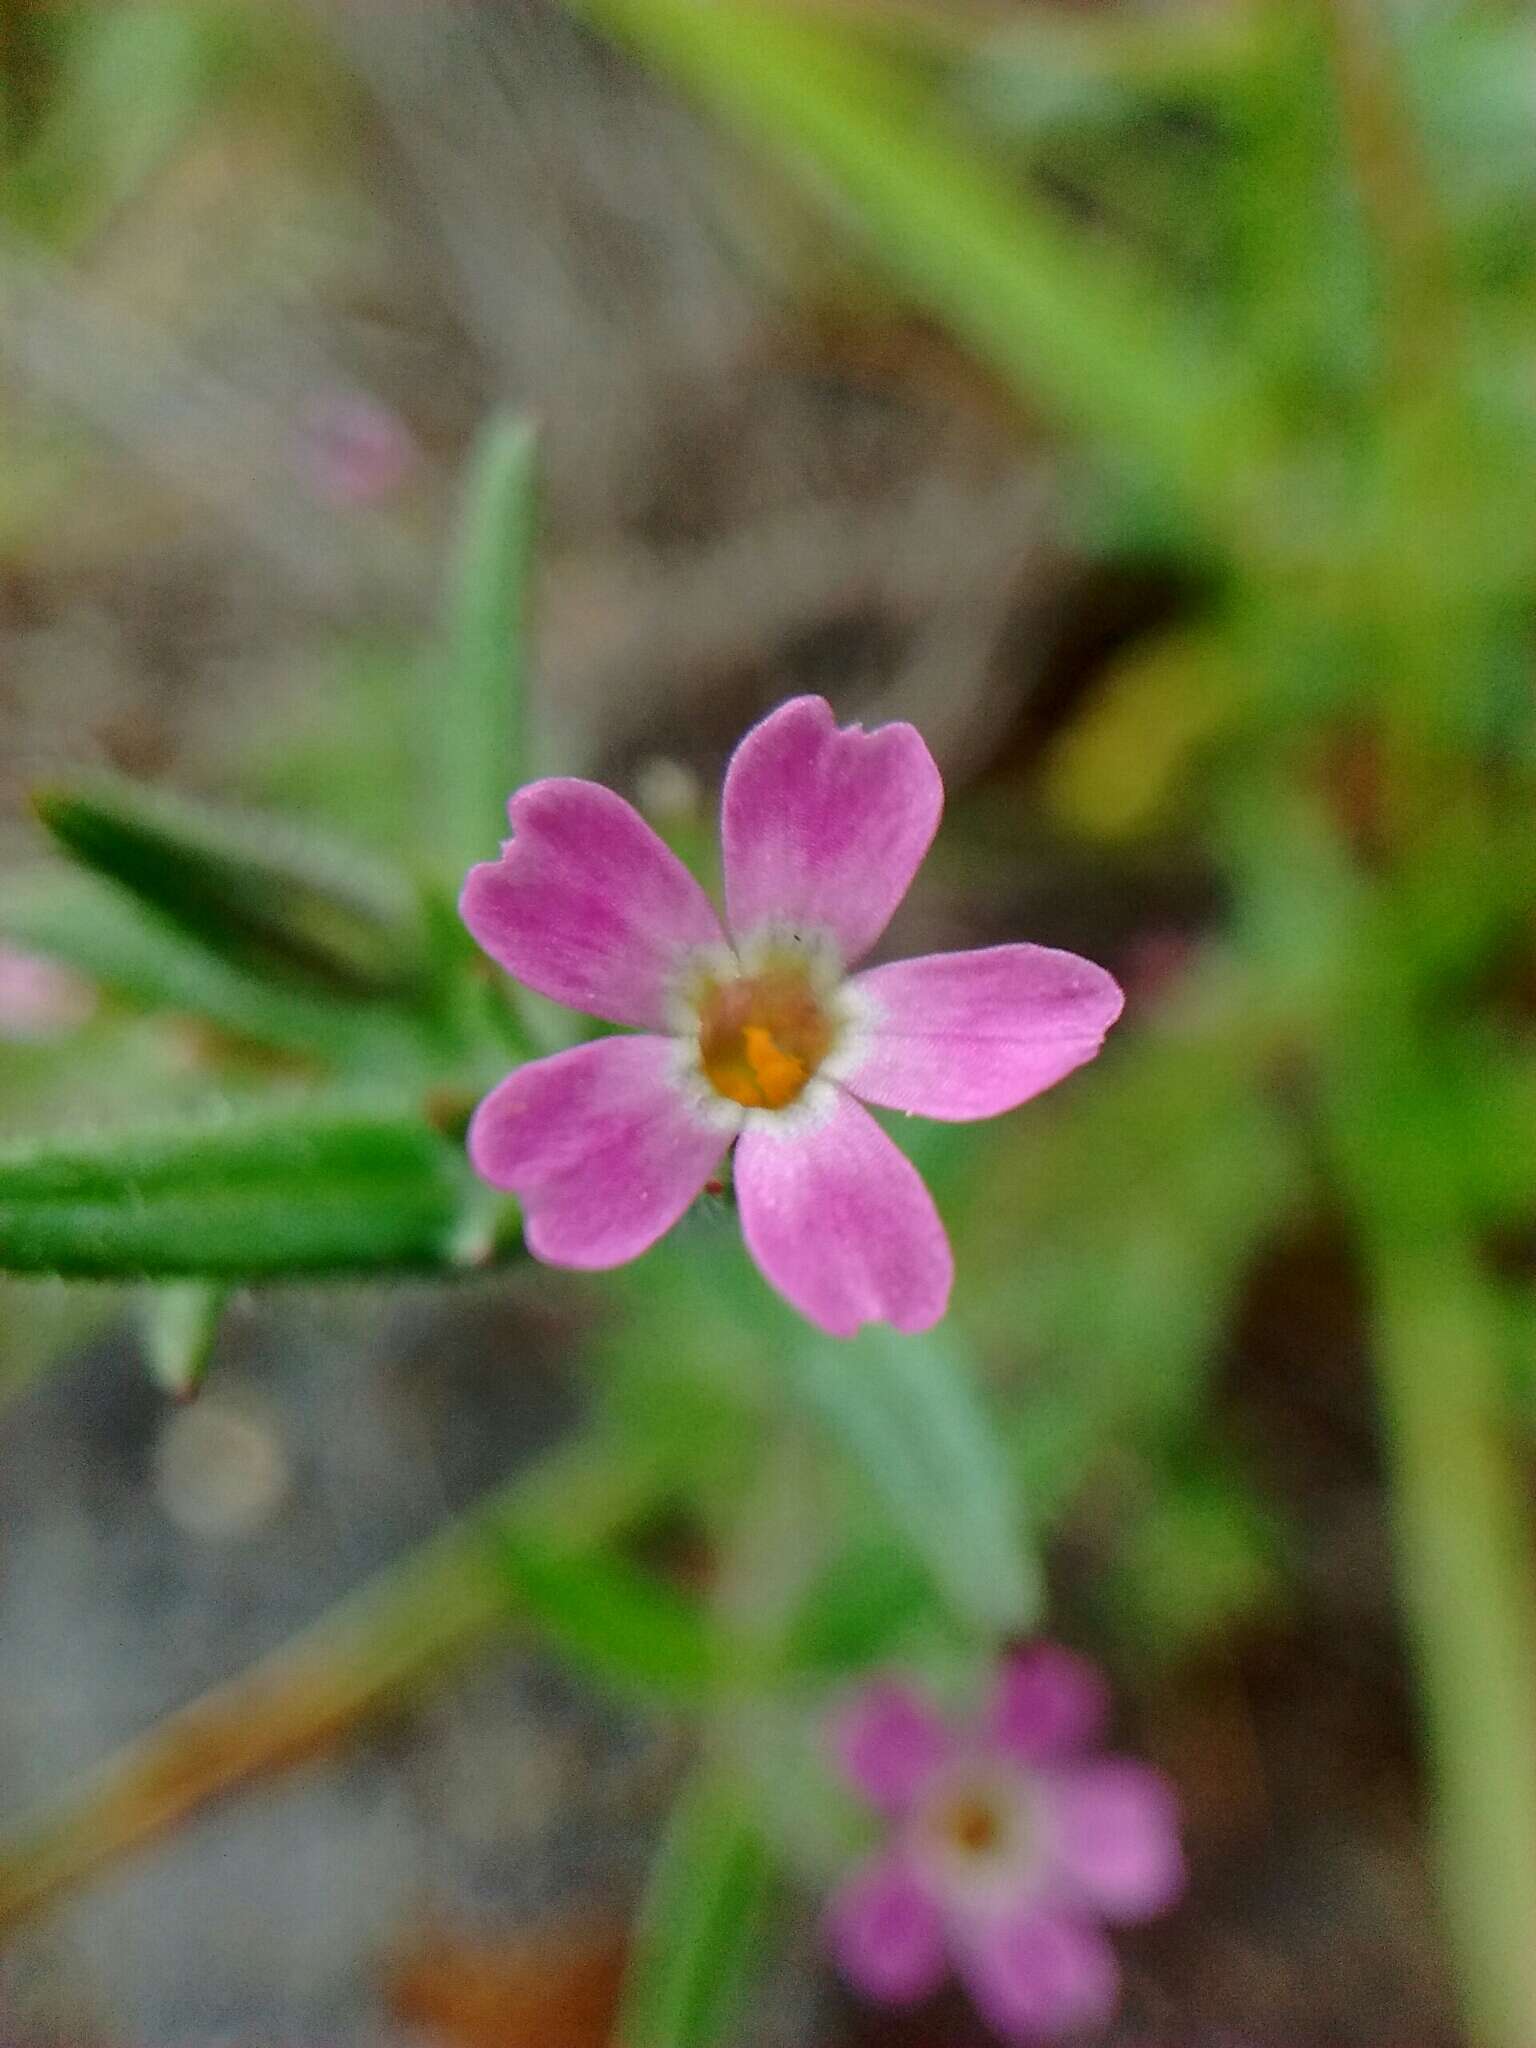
[{"left": 3, "top": 0, "right": 1535, "bottom": 2042}]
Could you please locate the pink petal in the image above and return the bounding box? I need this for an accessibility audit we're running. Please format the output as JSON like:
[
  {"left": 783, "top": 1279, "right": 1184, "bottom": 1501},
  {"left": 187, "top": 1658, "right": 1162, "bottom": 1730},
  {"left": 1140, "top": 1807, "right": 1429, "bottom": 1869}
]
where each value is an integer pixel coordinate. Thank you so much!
[
  {"left": 984, "top": 1645, "right": 1110, "bottom": 1767},
  {"left": 831, "top": 1678, "right": 954, "bottom": 1816},
  {"left": 959, "top": 1908, "right": 1119, "bottom": 2041},
  {"left": 467, "top": 1036, "right": 732, "bottom": 1268},
  {"left": 1045, "top": 1760, "right": 1185, "bottom": 1923},
  {"left": 720, "top": 696, "right": 942, "bottom": 967},
  {"left": 734, "top": 1091, "right": 953, "bottom": 1336},
  {"left": 827, "top": 1855, "right": 948, "bottom": 2007},
  {"left": 845, "top": 946, "right": 1124, "bottom": 1121},
  {"left": 461, "top": 779, "right": 725, "bottom": 1029}
]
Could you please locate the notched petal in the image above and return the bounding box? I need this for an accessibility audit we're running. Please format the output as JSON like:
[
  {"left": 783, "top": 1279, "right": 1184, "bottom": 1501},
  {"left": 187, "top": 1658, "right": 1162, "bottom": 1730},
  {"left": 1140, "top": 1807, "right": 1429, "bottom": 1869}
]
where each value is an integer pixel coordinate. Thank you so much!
[
  {"left": 721, "top": 696, "right": 942, "bottom": 968},
  {"left": 461, "top": 778, "right": 725, "bottom": 1029}
]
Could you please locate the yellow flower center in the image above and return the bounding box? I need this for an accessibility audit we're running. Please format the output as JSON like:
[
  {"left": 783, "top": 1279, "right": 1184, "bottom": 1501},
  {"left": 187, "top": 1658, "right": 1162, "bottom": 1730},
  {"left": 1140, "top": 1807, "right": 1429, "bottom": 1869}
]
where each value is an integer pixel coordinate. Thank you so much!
[{"left": 697, "top": 967, "right": 833, "bottom": 1111}]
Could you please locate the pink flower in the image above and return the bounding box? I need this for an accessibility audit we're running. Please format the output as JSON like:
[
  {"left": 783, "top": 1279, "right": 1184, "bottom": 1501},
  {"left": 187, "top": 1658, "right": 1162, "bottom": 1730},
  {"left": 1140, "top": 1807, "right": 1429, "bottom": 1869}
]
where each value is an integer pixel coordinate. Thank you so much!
[
  {"left": 827, "top": 1648, "right": 1184, "bottom": 2040},
  {"left": 460, "top": 696, "right": 1122, "bottom": 1336}
]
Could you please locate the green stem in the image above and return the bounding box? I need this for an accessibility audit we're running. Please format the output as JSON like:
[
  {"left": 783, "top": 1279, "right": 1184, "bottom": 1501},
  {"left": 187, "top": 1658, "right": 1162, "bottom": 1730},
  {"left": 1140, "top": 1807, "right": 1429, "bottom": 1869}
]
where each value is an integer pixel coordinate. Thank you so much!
[
  {"left": 1309, "top": 12, "right": 1536, "bottom": 2032},
  {"left": 0, "top": 1435, "right": 654, "bottom": 1932},
  {"left": 1326, "top": 1009, "right": 1536, "bottom": 2048}
]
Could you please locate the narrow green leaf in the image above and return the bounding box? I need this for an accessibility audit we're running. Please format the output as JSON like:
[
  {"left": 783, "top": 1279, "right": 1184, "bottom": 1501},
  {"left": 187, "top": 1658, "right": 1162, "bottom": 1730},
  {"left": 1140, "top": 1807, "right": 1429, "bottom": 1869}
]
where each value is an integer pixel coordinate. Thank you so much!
[
  {"left": 140, "top": 1280, "right": 227, "bottom": 1400},
  {"left": 789, "top": 1325, "right": 1040, "bottom": 1635},
  {"left": 34, "top": 777, "right": 430, "bottom": 1001},
  {"left": 620, "top": 1774, "right": 774, "bottom": 2048},
  {"left": 0, "top": 1100, "right": 480, "bottom": 1278},
  {"left": 0, "top": 866, "right": 431, "bottom": 1069},
  {"left": 437, "top": 413, "right": 538, "bottom": 891},
  {"left": 494, "top": 1533, "right": 722, "bottom": 1699},
  {"left": 6, "top": 5, "right": 222, "bottom": 247},
  {"left": 562, "top": 0, "right": 1266, "bottom": 534}
]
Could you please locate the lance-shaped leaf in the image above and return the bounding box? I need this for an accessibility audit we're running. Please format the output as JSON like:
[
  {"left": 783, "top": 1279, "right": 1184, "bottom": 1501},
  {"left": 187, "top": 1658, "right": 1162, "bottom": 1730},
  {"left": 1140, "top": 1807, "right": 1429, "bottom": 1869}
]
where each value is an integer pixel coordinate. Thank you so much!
[
  {"left": 34, "top": 776, "right": 431, "bottom": 1002},
  {"left": 140, "top": 1280, "right": 227, "bottom": 1400},
  {"left": 0, "top": 1098, "right": 503, "bottom": 1278},
  {"left": 0, "top": 866, "right": 431, "bottom": 1068},
  {"left": 620, "top": 1774, "right": 775, "bottom": 2048},
  {"left": 789, "top": 1324, "right": 1041, "bottom": 1637},
  {"left": 436, "top": 413, "right": 539, "bottom": 894}
]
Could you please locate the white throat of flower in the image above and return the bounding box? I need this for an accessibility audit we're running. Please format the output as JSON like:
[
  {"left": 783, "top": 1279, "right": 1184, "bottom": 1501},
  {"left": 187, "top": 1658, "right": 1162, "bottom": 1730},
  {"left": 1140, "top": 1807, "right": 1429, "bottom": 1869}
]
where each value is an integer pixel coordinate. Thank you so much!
[
  {"left": 908, "top": 1757, "right": 1043, "bottom": 1913},
  {"left": 666, "top": 924, "right": 875, "bottom": 1135}
]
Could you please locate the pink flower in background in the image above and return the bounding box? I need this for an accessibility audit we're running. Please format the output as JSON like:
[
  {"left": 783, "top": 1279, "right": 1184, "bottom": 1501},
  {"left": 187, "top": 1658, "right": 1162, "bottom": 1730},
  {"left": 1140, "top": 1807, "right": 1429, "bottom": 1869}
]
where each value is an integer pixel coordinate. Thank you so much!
[
  {"left": 827, "top": 1647, "right": 1184, "bottom": 2040},
  {"left": 460, "top": 696, "right": 1122, "bottom": 1335},
  {"left": 0, "top": 946, "right": 94, "bottom": 1041},
  {"left": 300, "top": 392, "right": 417, "bottom": 507}
]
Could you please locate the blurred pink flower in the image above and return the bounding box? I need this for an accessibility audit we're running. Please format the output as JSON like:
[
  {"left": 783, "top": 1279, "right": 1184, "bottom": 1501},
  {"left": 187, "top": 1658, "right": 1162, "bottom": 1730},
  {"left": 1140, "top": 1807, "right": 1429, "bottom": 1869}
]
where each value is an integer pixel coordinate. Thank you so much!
[
  {"left": 300, "top": 392, "right": 417, "bottom": 507},
  {"left": 826, "top": 1647, "right": 1184, "bottom": 2040},
  {"left": 460, "top": 695, "right": 1122, "bottom": 1335},
  {"left": 0, "top": 946, "right": 94, "bottom": 1040}
]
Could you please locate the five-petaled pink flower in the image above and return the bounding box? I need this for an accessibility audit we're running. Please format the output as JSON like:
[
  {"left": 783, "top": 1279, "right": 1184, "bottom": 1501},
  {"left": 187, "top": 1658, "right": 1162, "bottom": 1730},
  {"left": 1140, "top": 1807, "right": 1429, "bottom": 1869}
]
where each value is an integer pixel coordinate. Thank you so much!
[
  {"left": 460, "top": 696, "right": 1122, "bottom": 1335},
  {"left": 827, "top": 1647, "right": 1184, "bottom": 2040}
]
